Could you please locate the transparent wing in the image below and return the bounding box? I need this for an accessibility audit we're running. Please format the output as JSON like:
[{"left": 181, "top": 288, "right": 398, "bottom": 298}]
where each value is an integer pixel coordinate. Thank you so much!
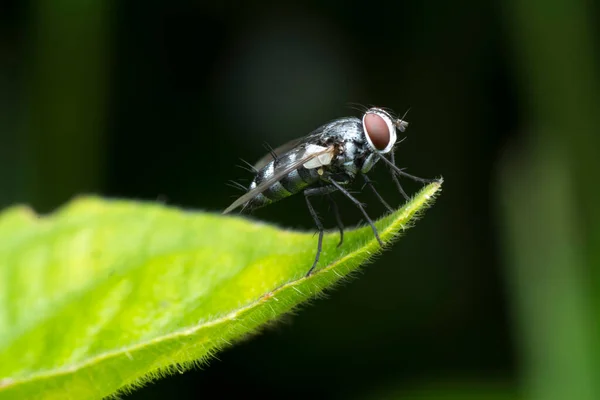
[
  {"left": 223, "top": 144, "right": 335, "bottom": 214},
  {"left": 252, "top": 121, "right": 339, "bottom": 170},
  {"left": 253, "top": 137, "right": 304, "bottom": 170}
]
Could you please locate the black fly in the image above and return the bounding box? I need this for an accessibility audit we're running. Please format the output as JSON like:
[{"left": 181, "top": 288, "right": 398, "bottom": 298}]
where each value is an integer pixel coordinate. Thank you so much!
[{"left": 223, "top": 107, "right": 437, "bottom": 276}]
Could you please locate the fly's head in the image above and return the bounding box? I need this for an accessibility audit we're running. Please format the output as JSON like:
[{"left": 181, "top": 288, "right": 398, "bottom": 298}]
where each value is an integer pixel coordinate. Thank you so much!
[{"left": 362, "top": 107, "right": 408, "bottom": 154}]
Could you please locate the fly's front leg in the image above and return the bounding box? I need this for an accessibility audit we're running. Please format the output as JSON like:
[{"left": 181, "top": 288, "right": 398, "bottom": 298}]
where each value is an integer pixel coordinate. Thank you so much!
[
  {"left": 305, "top": 185, "right": 338, "bottom": 276},
  {"left": 380, "top": 151, "right": 438, "bottom": 201}
]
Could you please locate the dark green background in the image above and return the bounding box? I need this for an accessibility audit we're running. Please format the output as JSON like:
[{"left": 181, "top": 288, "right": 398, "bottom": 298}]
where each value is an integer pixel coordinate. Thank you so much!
[{"left": 1, "top": 1, "right": 598, "bottom": 399}]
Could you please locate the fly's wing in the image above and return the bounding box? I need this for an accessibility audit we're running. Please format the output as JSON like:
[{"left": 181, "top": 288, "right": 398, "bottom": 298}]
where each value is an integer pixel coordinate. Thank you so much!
[
  {"left": 223, "top": 144, "right": 335, "bottom": 214},
  {"left": 253, "top": 137, "right": 304, "bottom": 170},
  {"left": 252, "top": 119, "right": 347, "bottom": 170}
]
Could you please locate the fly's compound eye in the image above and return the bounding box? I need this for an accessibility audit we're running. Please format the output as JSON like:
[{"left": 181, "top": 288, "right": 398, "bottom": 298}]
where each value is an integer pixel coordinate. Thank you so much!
[
  {"left": 363, "top": 111, "right": 397, "bottom": 153},
  {"left": 364, "top": 113, "right": 389, "bottom": 150}
]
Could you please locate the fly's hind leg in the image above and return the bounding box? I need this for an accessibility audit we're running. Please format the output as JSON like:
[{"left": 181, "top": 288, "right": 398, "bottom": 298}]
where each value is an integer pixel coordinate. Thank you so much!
[{"left": 305, "top": 185, "right": 338, "bottom": 276}]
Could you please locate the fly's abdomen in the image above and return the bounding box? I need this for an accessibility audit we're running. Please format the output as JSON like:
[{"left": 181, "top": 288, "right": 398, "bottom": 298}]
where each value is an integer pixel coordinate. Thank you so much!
[{"left": 245, "top": 154, "right": 320, "bottom": 210}]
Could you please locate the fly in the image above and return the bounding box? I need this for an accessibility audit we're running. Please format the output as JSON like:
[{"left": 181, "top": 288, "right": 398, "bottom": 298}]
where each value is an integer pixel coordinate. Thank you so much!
[{"left": 223, "top": 107, "right": 437, "bottom": 276}]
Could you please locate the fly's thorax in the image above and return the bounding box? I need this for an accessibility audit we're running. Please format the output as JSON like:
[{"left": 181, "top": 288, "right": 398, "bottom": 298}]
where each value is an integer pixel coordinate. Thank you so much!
[{"left": 333, "top": 135, "right": 377, "bottom": 176}]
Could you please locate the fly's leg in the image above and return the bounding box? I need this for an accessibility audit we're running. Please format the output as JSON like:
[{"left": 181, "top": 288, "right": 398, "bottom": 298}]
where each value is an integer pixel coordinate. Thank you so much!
[
  {"left": 381, "top": 151, "right": 438, "bottom": 183},
  {"left": 305, "top": 186, "right": 338, "bottom": 276},
  {"left": 379, "top": 152, "right": 439, "bottom": 201},
  {"left": 361, "top": 174, "right": 393, "bottom": 213},
  {"left": 327, "top": 194, "right": 344, "bottom": 247},
  {"left": 305, "top": 194, "right": 323, "bottom": 277},
  {"left": 389, "top": 151, "right": 409, "bottom": 201},
  {"left": 329, "top": 180, "right": 384, "bottom": 247}
]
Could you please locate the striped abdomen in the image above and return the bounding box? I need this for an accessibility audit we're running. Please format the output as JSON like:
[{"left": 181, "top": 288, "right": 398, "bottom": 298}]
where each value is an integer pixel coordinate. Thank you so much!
[{"left": 245, "top": 150, "right": 321, "bottom": 210}]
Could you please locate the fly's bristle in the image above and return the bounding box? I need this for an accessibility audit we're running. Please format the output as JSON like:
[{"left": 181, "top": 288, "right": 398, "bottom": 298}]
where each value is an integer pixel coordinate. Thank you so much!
[
  {"left": 346, "top": 102, "right": 369, "bottom": 114},
  {"left": 236, "top": 164, "right": 257, "bottom": 174},
  {"left": 226, "top": 180, "right": 248, "bottom": 192},
  {"left": 238, "top": 159, "right": 258, "bottom": 174},
  {"left": 240, "top": 202, "right": 252, "bottom": 214},
  {"left": 262, "top": 142, "right": 278, "bottom": 162}
]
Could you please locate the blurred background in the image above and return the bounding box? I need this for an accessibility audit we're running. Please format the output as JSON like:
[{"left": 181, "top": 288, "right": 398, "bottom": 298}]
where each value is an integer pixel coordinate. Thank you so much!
[{"left": 1, "top": 0, "right": 598, "bottom": 399}]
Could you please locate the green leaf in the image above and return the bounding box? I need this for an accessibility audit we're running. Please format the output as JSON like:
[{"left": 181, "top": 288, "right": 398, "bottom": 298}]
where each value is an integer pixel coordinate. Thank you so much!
[{"left": 0, "top": 181, "right": 442, "bottom": 399}]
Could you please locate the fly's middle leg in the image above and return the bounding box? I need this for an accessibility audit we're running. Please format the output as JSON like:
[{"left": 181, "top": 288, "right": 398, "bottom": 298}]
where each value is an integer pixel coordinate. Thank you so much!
[
  {"left": 304, "top": 185, "right": 338, "bottom": 276},
  {"left": 329, "top": 179, "right": 384, "bottom": 247},
  {"left": 361, "top": 174, "right": 393, "bottom": 213},
  {"left": 327, "top": 194, "right": 344, "bottom": 247},
  {"left": 388, "top": 150, "right": 409, "bottom": 201}
]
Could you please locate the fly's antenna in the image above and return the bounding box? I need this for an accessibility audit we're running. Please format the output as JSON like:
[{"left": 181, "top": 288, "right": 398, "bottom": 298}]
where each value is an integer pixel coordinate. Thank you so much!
[
  {"left": 399, "top": 107, "right": 411, "bottom": 120},
  {"left": 237, "top": 158, "right": 258, "bottom": 174},
  {"left": 395, "top": 107, "right": 411, "bottom": 132},
  {"left": 262, "top": 142, "right": 279, "bottom": 162}
]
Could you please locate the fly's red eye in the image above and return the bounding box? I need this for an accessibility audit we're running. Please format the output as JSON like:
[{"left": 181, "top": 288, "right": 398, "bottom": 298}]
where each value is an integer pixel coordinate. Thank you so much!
[{"left": 364, "top": 113, "right": 390, "bottom": 151}]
